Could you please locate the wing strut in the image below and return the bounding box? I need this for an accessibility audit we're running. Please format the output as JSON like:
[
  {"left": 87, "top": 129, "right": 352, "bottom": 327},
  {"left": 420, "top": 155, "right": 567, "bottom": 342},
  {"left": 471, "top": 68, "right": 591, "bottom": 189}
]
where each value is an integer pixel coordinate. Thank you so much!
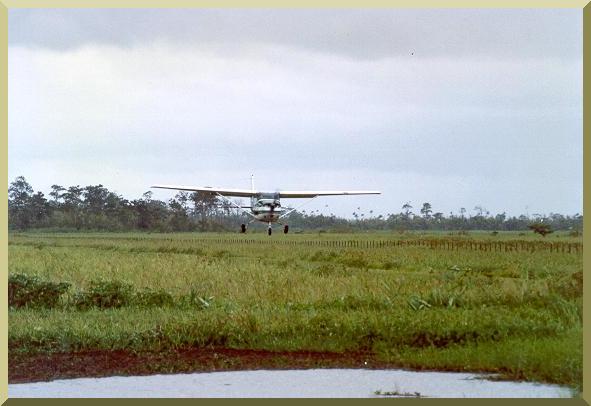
[
  {"left": 215, "top": 192, "right": 257, "bottom": 219},
  {"left": 278, "top": 196, "right": 319, "bottom": 219}
]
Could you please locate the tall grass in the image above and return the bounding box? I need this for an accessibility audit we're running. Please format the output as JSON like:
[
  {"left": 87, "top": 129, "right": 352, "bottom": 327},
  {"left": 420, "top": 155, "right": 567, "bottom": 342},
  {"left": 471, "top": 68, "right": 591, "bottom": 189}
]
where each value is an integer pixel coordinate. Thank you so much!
[{"left": 8, "top": 232, "right": 582, "bottom": 389}]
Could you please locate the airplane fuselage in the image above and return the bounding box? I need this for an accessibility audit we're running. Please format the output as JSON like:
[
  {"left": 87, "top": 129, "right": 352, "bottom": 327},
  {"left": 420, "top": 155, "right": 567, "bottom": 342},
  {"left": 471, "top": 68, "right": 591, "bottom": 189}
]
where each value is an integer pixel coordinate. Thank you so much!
[{"left": 250, "top": 193, "right": 284, "bottom": 223}]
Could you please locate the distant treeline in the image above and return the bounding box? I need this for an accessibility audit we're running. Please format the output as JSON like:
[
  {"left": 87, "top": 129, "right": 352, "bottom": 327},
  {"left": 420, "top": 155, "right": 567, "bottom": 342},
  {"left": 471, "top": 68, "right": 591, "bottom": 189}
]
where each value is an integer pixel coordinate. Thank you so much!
[{"left": 8, "top": 176, "right": 583, "bottom": 233}]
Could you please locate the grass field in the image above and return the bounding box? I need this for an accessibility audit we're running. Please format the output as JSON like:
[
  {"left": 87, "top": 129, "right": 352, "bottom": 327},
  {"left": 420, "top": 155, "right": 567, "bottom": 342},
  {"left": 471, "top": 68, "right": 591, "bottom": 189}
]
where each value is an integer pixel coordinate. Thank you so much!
[{"left": 8, "top": 231, "right": 583, "bottom": 392}]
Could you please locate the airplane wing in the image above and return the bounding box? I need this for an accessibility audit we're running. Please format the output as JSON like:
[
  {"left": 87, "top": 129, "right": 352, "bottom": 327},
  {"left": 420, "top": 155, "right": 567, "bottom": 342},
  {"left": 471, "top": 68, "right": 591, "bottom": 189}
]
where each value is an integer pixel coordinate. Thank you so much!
[
  {"left": 151, "top": 185, "right": 381, "bottom": 198},
  {"left": 151, "top": 184, "right": 257, "bottom": 197},
  {"left": 278, "top": 191, "right": 381, "bottom": 198}
]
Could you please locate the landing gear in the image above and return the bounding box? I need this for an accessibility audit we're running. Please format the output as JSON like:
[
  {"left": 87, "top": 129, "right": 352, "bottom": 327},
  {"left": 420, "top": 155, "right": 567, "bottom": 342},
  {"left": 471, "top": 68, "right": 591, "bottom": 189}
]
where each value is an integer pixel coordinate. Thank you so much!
[
  {"left": 268, "top": 223, "right": 272, "bottom": 236},
  {"left": 240, "top": 224, "right": 246, "bottom": 233},
  {"left": 284, "top": 225, "right": 289, "bottom": 234}
]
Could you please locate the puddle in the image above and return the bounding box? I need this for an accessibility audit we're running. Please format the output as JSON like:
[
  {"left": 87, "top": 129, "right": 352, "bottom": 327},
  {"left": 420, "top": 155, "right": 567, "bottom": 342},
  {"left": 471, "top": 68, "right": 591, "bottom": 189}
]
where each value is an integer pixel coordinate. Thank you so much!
[{"left": 9, "top": 368, "right": 572, "bottom": 398}]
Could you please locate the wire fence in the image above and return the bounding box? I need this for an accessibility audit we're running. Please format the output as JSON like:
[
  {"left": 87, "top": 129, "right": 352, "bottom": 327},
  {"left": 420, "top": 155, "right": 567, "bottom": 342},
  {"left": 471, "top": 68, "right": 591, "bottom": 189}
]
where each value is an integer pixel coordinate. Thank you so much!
[
  {"left": 194, "top": 238, "right": 583, "bottom": 254},
  {"left": 10, "top": 234, "right": 583, "bottom": 255}
]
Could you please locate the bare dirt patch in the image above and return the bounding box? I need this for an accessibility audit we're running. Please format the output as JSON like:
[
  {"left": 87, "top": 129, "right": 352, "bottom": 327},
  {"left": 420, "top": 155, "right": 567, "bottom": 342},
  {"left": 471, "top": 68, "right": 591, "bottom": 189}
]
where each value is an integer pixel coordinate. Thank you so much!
[{"left": 9, "top": 348, "right": 395, "bottom": 384}]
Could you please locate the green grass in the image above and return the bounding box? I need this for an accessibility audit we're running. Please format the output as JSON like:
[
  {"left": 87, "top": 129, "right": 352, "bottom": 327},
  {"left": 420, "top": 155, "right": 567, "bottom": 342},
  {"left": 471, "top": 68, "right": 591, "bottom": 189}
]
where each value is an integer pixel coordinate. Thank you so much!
[{"left": 8, "top": 231, "right": 583, "bottom": 390}]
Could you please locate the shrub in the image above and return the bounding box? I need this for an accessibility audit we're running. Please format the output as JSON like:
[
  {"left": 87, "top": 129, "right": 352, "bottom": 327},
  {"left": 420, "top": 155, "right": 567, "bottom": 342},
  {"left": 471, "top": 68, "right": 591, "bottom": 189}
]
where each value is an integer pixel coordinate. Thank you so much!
[
  {"left": 408, "top": 295, "right": 432, "bottom": 311},
  {"left": 550, "top": 271, "right": 583, "bottom": 300},
  {"left": 381, "top": 260, "right": 401, "bottom": 270},
  {"left": 211, "top": 250, "right": 230, "bottom": 259},
  {"left": 568, "top": 230, "right": 580, "bottom": 237},
  {"left": 425, "top": 288, "right": 465, "bottom": 308},
  {"left": 179, "top": 289, "right": 214, "bottom": 310},
  {"left": 339, "top": 252, "right": 369, "bottom": 269},
  {"left": 309, "top": 250, "right": 338, "bottom": 262},
  {"left": 8, "top": 273, "right": 70, "bottom": 308},
  {"left": 134, "top": 289, "right": 175, "bottom": 307},
  {"left": 311, "top": 263, "right": 349, "bottom": 277},
  {"left": 74, "top": 279, "right": 134, "bottom": 309},
  {"left": 337, "top": 295, "right": 392, "bottom": 311}
]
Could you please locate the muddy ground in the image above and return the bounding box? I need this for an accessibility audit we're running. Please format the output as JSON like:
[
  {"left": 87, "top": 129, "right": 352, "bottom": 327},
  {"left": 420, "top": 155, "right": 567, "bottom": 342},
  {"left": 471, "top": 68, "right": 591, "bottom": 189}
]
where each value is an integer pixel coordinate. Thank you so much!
[{"left": 10, "top": 348, "right": 406, "bottom": 384}]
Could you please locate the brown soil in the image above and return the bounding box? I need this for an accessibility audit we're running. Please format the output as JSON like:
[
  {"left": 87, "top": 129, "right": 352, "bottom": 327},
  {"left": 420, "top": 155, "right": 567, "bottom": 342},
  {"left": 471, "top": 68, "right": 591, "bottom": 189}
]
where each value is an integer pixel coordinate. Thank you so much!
[{"left": 9, "top": 348, "right": 397, "bottom": 384}]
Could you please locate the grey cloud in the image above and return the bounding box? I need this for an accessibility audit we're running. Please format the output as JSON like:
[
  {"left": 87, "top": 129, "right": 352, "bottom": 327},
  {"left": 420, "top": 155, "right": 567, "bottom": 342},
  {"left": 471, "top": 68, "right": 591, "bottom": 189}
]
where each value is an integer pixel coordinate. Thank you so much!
[
  {"left": 8, "top": 9, "right": 582, "bottom": 217},
  {"left": 10, "top": 8, "right": 581, "bottom": 59}
]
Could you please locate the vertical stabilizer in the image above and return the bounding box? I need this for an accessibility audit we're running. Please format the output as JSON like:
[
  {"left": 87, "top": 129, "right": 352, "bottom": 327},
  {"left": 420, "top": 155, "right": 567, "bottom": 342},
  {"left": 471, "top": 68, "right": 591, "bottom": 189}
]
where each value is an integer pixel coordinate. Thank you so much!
[{"left": 250, "top": 175, "right": 256, "bottom": 208}]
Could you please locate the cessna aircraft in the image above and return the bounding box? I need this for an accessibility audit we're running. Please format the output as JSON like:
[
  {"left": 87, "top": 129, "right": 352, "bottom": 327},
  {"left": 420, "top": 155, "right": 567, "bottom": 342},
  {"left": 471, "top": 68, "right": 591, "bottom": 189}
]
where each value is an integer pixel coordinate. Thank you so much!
[{"left": 152, "top": 177, "right": 380, "bottom": 235}]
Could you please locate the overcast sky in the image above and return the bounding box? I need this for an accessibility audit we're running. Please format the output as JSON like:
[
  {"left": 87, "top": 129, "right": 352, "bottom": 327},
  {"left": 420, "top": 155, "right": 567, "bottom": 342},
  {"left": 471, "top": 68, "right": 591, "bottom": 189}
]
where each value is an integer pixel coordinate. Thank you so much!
[{"left": 8, "top": 9, "right": 583, "bottom": 218}]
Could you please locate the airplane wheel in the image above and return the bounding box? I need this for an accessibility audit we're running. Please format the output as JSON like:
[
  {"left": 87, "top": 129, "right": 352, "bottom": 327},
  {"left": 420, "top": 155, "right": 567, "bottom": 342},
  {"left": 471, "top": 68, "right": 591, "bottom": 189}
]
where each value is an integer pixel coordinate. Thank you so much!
[
  {"left": 241, "top": 224, "right": 246, "bottom": 233},
  {"left": 268, "top": 227, "right": 272, "bottom": 236},
  {"left": 284, "top": 225, "right": 289, "bottom": 234}
]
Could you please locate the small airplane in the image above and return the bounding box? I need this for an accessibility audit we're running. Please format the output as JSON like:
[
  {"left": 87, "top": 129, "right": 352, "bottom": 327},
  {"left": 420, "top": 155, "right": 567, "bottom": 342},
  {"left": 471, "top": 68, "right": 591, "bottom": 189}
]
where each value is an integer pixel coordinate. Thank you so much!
[{"left": 152, "top": 176, "right": 380, "bottom": 235}]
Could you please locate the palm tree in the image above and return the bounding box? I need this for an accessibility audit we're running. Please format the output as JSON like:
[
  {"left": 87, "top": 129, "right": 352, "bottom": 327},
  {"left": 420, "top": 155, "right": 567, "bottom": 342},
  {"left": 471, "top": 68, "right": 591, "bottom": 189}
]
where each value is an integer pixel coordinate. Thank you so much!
[
  {"left": 420, "top": 202, "right": 432, "bottom": 218},
  {"left": 402, "top": 202, "right": 413, "bottom": 218}
]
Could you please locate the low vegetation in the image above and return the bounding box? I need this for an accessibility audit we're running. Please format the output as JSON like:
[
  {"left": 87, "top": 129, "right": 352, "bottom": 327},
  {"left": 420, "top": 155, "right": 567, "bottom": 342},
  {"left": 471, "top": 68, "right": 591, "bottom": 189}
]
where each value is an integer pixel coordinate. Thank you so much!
[
  {"left": 8, "top": 231, "right": 582, "bottom": 392},
  {"left": 8, "top": 273, "right": 70, "bottom": 309},
  {"left": 374, "top": 389, "right": 422, "bottom": 397}
]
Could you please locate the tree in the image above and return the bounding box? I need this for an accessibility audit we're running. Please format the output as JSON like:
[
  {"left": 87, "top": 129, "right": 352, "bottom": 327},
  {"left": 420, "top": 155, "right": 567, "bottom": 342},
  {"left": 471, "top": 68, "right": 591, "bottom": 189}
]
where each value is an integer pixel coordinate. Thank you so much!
[
  {"left": 167, "top": 192, "right": 191, "bottom": 231},
  {"left": 49, "top": 185, "right": 66, "bottom": 207},
  {"left": 5, "top": 175, "right": 586, "bottom": 233},
  {"left": 83, "top": 185, "right": 110, "bottom": 214},
  {"left": 82, "top": 185, "right": 111, "bottom": 229},
  {"left": 529, "top": 222, "right": 553, "bottom": 237},
  {"left": 420, "top": 202, "right": 432, "bottom": 219},
  {"left": 62, "top": 186, "right": 83, "bottom": 229},
  {"left": 105, "top": 192, "right": 134, "bottom": 230},
  {"left": 133, "top": 192, "right": 168, "bottom": 230},
  {"left": 473, "top": 205, "right": 485, "bottom": 217},
  {"left": 190, "top": 192, "right": 218, "bottom": 230},
  {"left": 433, "top": 212, "right": 444, "bottom": 223},
  {"left": 29, "top": 192, "right": 50, "bottom": 226},
  {"left": 402, "top": 202, "right": 413, "bottom": 218},
  {"left": 9, "top": 176, "right": 33, "bottom": 203},
  {"left": 8, "top": 176, "right": 34, "bottom": 229}
]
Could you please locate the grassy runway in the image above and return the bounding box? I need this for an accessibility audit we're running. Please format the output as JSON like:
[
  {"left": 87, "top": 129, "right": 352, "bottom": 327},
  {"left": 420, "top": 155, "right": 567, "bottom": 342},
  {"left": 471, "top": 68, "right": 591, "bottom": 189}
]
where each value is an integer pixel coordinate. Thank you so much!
[{"left": 8, "top": 231, "right": 583, "bottom": 391}]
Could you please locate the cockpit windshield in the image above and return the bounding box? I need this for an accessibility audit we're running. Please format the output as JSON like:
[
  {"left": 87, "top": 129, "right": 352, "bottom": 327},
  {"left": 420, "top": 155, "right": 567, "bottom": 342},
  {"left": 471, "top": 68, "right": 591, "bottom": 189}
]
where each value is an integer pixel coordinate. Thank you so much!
[{"left": 256, "top": 199, "right": 280, "bottom": 207}]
